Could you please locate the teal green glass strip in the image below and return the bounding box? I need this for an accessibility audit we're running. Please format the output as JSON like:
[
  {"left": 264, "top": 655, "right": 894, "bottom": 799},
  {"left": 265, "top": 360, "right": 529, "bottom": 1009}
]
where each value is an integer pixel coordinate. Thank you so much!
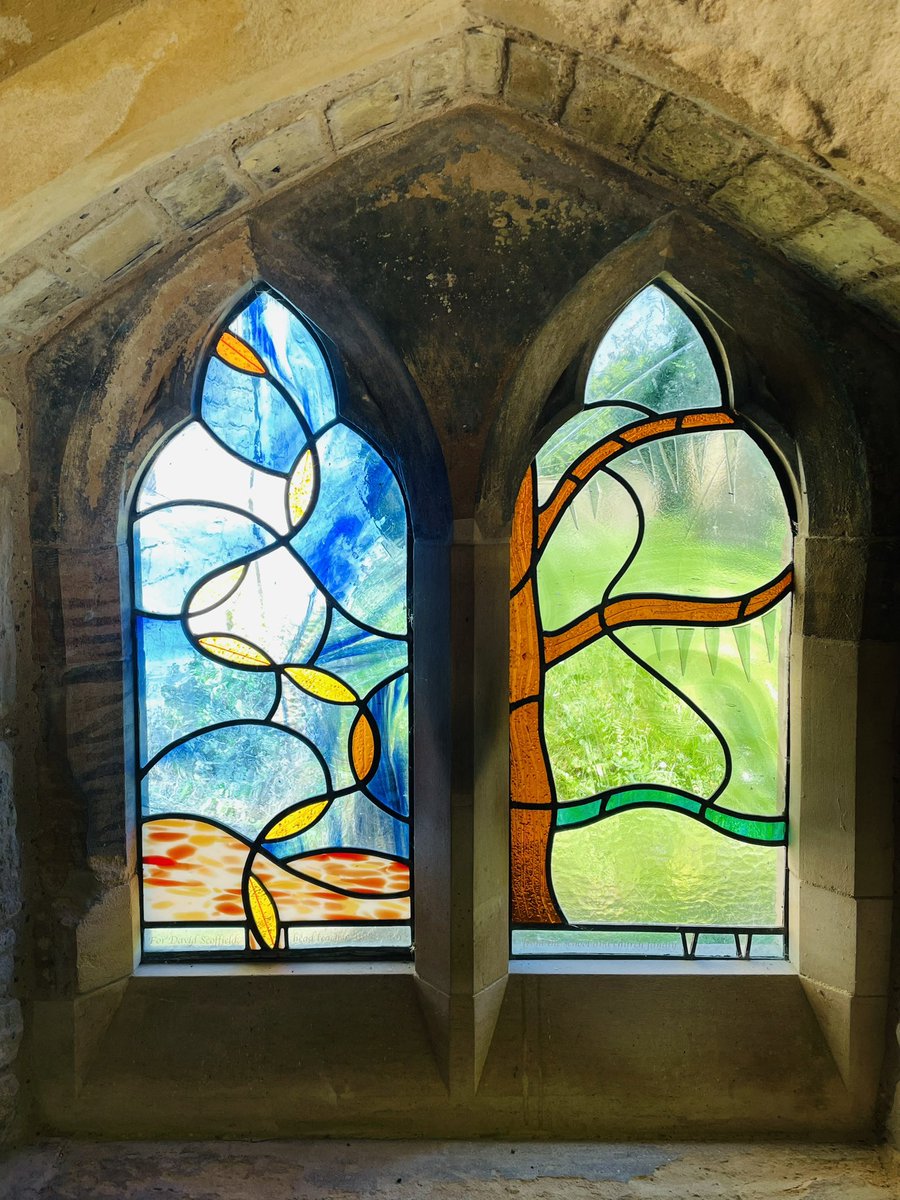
[
  {"left": 605, "top": 787, "right": 703, "bottom": 815},
  {"left": 553, "top": 785, "right": 786, "bottom": 845},
  {"left": 556, "top": 799, "right": 603, "bottom": 827},
  {"left": 705, "top": 808, "right": 786, "bottom": 843}
]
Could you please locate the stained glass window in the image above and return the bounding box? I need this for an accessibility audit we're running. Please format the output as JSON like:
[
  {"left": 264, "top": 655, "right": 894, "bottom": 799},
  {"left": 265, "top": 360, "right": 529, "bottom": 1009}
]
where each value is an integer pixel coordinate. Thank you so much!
[
  {"left": 510, "top": 284, "right": 794, "bottom": 959},
  {"left": 131, "top": 287, "right": 412, "bottom": 959}
]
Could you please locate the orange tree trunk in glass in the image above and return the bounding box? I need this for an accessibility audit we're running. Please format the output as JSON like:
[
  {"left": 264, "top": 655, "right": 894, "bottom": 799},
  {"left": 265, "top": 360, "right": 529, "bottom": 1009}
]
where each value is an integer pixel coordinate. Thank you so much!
[{"left": 509, "top": 409, "right": 793, "bottom": 926}]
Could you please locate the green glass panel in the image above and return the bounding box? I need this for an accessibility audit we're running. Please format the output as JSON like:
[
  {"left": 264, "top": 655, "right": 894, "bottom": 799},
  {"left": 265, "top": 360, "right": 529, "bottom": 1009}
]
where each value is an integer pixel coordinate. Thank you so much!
[
  {"left": 612, "top": 429, "right": 792, "bottom": 600},
  {"left": 551, "top": 809, "right": 783, "bottom": 927},
  {"left": 544, "top": 633, "right": 724, "bottom": 803},
  {"left": 585, "top": 286, "right": 721, "bottom": 414}
]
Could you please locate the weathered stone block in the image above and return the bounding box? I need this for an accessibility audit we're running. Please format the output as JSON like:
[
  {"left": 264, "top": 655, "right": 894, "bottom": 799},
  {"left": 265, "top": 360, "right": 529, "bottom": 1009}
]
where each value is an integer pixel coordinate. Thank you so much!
[
  {"left": 0, "top": 1069, "right": 18, "bottom": 1130},
  {"left": 562, "top": 59, "right": 661, "bottom": 152},
  {"left": 67, "top": 204, "right": 163, "bottom": 280},
  {"left": 465, "top": 27, "right": 504, "bottom": 96},
  {"left": 65, "top": 671, "right": 128, "bottom": 860},
  {"left": 639, "top": 97, "right": 751, "bottom": 188},
  {"left": 0, "top": 268, "right": 80, "bottom": 336},
  {"left": 0, "top": 999, "right": 22, "bottom": 1070},
  {"left": 0, "top": 743, "right": 19, "bottom": 928},
  {"left": 236, "top": 114, "right": 329, "bottom": 188},
  {"left": 783, "top": 210, "right": 900, "bottom": 284},
  {"left": 710, "top": 156, "right": 829, "bottom": 240},
  {"left": 149, "top": 158, "right": 247, "bottom": 229},
  {"left": 0, "top": 395, "right": 20, "bottom": 477},
  {"left": 411, "top": 45, "right": 464, "bottom": 108},
  {"left": 327, "top": 77, "right": 404, "bottom": 149},
  {"left": 59, "top": 545, "right": 123, "bottom": 667},
  {"left": 851, "top": 271, "right": 900, "bottom": 325},
  {"left": 505, "top": 40, "right": 568, "bottom": 119}
]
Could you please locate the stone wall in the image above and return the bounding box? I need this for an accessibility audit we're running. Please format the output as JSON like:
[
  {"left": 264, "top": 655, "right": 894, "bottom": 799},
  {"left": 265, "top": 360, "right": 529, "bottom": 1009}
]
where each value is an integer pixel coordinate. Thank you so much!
[
  {"left": 0, "top": 0, "right": 898, "bottom": 1149},
  {"left": 0, "top": 370, "right": 25, "bottom": 1140}
]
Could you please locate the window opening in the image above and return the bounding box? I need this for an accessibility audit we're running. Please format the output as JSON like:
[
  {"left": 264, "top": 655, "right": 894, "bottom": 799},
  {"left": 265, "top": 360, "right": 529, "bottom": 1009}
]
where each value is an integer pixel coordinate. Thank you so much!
[
  {"left": 510, "top": 284, "right": 793, "bottom": 959},
  {"left": 130, "top": 287, "right": 412, "bottom": 960}
]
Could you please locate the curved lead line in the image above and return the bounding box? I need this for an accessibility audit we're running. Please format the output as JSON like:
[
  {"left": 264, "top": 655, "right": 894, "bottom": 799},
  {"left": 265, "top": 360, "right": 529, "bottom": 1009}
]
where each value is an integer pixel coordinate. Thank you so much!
[
  {"left": 608, "top": 626, "right": 734, "bottom": 802},
  {"left": 139, "top": 716, "right": 334, "bottom": 793},
  {"left": 552, "top": 790, "right": 786, "bottom": 846}
]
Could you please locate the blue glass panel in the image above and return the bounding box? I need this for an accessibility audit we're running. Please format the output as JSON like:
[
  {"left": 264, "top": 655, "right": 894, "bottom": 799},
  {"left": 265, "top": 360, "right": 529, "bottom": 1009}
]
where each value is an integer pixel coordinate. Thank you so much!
[
  {"left": 186, "top": 546, "right": 328, "bottom": 667},
  {"left": 586, "top": 286, "right": 720, "bottom": 415},
  {"left": 274, "top": 678, "right": 358, "bottom": 792},
  {"left": 271, "top": 790, "right": 409, "bottom": 862},
  {"left": 137, "top": 422, "right": 290, "bottom": 535},
  {"left": 136, "top": 616, "right": 275, "bottom": 765},
  {"left": 366, "top": 673, "right": 409, "bottom": 818},
  {"left": 230, "top": 291, "right": 336, "bottom": 434},
  {"left": 293, "top": 424, "right": 407, "bottom": 635},
  {"left": 201, "top": 357, "right": 306, "bottom": 472},
  {"left": 143, "top": 723, "right": 327, "bottom": 842},
  {"left": 314, "top": 610, "right": 408, "bottom": 697},
  {"left": 134, "top": 504, "right": 274, "bottom": 615}
]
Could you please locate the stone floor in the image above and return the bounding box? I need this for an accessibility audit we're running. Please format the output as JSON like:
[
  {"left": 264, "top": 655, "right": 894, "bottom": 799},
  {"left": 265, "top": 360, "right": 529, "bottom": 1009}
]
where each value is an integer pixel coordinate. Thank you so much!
[{"left": 0, "top": 1141, "right": 898, "bottom": 1200}]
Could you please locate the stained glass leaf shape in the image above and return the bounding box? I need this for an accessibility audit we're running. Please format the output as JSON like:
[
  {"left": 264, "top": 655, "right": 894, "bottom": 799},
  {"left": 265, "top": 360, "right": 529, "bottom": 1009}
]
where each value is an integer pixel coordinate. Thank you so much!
[
  {"left": 284, "top": 665, "right": 358, "bottom": 704},
  {"left": 288, "top": 449, "right": 316, "bottom": 525},
  {"left": 189, "top": 565, "right": 247, "bottom": 614},
  {"left": 198, "top": 635, "right": 272, "bottom": 669},
  {"left": 246, "top": 874, "right": 279, "bottom": 949},
  {"left": 293, "top": 423, "right": 407, "bottom": 635},
  {"left": 365, "top": 674, "right": 410, "bottom": 818},
  {"left": 350, "top": 710, "right": 377, "bottom": 784},
  {"left": 314, "top": 609, "right": 408, "bottom": 697},
  {"left": 136, "top": 423, "right": 291, "bottom": 535},
  {"left": 273, "top": 790, "right": 408, "bottom": 861},
  {"left": 143, "top": 723, "right": 328, "bottom": 842},
  {"left": 216, "top": 331, "right": 266, "bottom": 375},
  {"left": 136, "top": 617, "right": 276, "bottom": 766},
  {"left": 202, "top": 358, "right": 307, "bottom": 473},
  {"left": 187, "top": 547, "right": 328, "bottom": 669},
  {"left": 229, "top": 291, "right": 337, "bottom": 434},
  {"left": 134, "top": 504, "right": 274, "bottom": 615},
  {"left": 273, "top": 680, "right": 359, "bottom": 793},
  {"left": 265, "top": 799, "right": 331, "bottom": 842}
]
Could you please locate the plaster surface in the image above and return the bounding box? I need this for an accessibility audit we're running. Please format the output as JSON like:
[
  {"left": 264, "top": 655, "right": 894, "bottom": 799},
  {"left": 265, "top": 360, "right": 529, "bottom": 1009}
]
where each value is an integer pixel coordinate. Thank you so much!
[{"left": 1, "top": 1140, "right": 898, "bottom": 1199}]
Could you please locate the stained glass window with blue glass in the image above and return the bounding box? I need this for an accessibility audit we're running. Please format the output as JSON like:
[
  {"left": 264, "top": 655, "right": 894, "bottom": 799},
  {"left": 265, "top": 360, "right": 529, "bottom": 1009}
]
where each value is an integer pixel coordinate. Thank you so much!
[{"left": 131, "top": 287, "right": 411, "bottom": 958}]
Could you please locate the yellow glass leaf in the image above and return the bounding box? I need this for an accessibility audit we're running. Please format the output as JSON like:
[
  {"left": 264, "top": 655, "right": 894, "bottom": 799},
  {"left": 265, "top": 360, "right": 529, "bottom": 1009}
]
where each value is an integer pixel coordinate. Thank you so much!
[
  {"left": 247, "top": 874, "right": 278, "bottom": 949},
  {"left": 265, "top": 799, "right": 330, "bottom": 842},
  {"left": 199, "top": 635, "right": 271, "bottom": 668},
  {"left": 284, "top": 666, "right": 357, "bottom": 703},
  {"left": 216, "top": 331, "right": 266, "bottom": 375},
  {"left": 351, "top": 711, "right": 376, "bottom": 782},
  {"left": 188, "top": 565, "right": 246, "bottom": 614},
  {"left": 288, "top": 450, "right": 316, "bottom": 525}
]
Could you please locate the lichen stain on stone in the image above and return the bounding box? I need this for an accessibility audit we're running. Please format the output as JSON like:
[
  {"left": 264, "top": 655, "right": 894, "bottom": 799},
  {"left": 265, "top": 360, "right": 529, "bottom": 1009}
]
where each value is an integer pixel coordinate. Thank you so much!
[{"left": 370, "top": 144, "right": 597, "bottom": 248}]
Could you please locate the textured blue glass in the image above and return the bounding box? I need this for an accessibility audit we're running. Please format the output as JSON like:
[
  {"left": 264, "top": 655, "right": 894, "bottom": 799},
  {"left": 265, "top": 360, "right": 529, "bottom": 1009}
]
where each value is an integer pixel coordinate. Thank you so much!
[
  {"left": 201, "top": 358, "right": 307, "bottom": 472},
  {"left": 133, "top": 288, "right": 410, "bottom": 957},
  {"left": 586, "top": 286, "right": 721, "bottom": 415},
  {"left": 230, "top": 292, "right": 336, "bottom": 434},
  {"left": 185, "top": 546, "right": 328, "bottom": 667},
  {"left": 136, "top": 616, "right": 275, "bottom": 765},
  {"left": 275, "top": 680, "right": 359, "bottom": 793},
  {"left": 143, "top": 723, "right": 327, "bottom": 841},
  {"left": 366, "top": 673, "right": 410, "bottom": 818},
  {"left": 134, "top": 504, "right": 273, "bottom": 615},
  {"left": 315, "top": 610, "right": 408, "bottom": 697},
  {"left": 270, "top": 790, "right": 409, "bottom": 862},
  {"left": 293, "top": 423, "right": 407, "bottom": 635}
]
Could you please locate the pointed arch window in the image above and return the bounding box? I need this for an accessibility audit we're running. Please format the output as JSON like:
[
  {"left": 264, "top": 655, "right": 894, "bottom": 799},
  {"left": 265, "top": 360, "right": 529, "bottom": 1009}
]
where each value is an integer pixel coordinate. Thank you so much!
[
  {"left": 510, "top": 284, "right": 794, "bottom": 959},
  {"left": 130, "top": 288, "right": 412, "bottom": 960}
]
